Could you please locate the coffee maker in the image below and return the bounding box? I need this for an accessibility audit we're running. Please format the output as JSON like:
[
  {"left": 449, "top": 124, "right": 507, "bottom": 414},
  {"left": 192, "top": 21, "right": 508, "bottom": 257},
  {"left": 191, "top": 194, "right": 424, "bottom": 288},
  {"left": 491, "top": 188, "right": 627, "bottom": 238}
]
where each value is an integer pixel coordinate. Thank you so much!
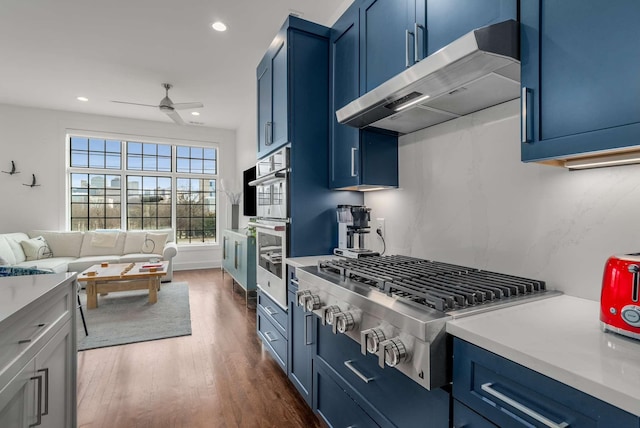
[{"left": 333, "top": 205, "right": 380, "bottom": 259}]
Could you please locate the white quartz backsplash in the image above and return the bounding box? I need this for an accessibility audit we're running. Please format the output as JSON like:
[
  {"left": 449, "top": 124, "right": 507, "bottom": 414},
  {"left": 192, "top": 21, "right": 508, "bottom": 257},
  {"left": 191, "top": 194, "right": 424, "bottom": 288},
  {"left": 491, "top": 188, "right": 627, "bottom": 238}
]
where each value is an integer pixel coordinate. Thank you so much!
[{"left": 364, "top": 99, "right": 640, "bottom": 301}]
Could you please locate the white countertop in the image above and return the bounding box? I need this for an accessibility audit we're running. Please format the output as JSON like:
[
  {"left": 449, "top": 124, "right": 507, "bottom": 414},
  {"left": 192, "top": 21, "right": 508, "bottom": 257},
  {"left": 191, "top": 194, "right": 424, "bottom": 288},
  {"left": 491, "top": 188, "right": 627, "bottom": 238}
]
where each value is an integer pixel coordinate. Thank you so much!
[
  {"left": 285, "top": 255, "right": 340, "bottom": 268},
  {"left": 447, "top": 294, "right": 640, "bottom": 416},
  {"left": 0, "top": 273, "right": 76, "bottom": 324}
]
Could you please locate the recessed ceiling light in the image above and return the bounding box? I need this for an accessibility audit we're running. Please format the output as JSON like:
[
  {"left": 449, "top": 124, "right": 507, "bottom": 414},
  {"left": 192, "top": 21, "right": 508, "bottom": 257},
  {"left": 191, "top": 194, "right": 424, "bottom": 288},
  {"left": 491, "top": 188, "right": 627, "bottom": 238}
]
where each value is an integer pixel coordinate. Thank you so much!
[
  {"left": 77, "top": 96, "right": 89, "bottom": 102},
  {"left": 191, "top": 111, "right": 200, "bottom": 116},
  {"left": 211, "top": 21, "right": 227, "bottom": 32}
]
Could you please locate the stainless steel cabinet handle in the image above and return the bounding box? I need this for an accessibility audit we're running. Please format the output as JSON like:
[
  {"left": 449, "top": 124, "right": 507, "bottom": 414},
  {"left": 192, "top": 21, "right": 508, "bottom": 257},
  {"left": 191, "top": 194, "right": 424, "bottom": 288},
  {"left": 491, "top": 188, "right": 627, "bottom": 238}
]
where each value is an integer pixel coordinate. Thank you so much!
[
  {"left": 405, "top": 29, "right": 415, "bottom": 68},
  {"left": 38, "top": 368, "right": 49, "bottom": 416},
  {"left": 290, "top": 278, "right": 299, "bottom": 287},
  {"left": 264, "top": 306, "right": 277, "bottom": 316},
  {"left": 19, "top": 323, "right": 47, "bottom": 345},
  {"left": 304, "top": 314, "right": 313, "bottom": 345},
  {"left": 344, "top": 360, "right": 374, "bottom": 383},
  {"left": 414, "top": 23, "right": 425, "bottom": 62},
  {"left": 222, "top": 236, "right": 227, "bottom": 260},
  {"left": 481, "top": 383, "right": 569, "bottom": 428},
  {"left": 521, "top": 87, "right": 532, "bottom": 143},
  {"left": 350, "top": 147, "right": 358, "bottom": 177},
  {"left": 29, "top": 374, "right": 43, "bottom": 427},
  {"left": 234, "top": 241, "right": 239, "bottom": 269},
  {"left": 265, "top": 122, "right": 273, "bottom": 146},
  {"left": 264, "top": 331, "right": 277, "bottom": 342}
]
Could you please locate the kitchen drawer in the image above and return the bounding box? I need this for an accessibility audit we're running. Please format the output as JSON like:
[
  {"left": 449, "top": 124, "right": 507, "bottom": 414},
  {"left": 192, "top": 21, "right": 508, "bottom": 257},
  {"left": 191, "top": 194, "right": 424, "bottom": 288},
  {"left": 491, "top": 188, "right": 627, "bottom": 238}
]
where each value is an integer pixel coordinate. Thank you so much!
[
  {"left": 453, "top": 338, "right": 639, "bottom": 428},
  {"left": 315, "top": 321, "right": 450, "bottom": 428},
  {"left": 314, "top": 357, "right": 380, "bottom": 428},
  {"left": 257, "top": 289, "right": 287, "bottom": 335},
  {"left": 453, "top": 399, "right": 497, "bottom": 428},
  {"left": 0, "top": 283, "right": 71, "bottom": 379},
  {"left": 257, "top": 306, "right": 287, "bottom": 371}
]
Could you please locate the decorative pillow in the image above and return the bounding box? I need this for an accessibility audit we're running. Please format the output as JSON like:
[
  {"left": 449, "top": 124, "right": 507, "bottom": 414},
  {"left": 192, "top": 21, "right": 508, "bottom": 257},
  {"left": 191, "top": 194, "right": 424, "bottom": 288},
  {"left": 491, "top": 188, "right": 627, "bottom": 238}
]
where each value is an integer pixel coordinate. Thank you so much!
[
  {"left": 142, "top": 233, "right": 168, "bottom": 254},
  {"left": 0, "top": 255, "right": 8, "bottom": 266},
  {"left": 20, "top": 236, "right": 53, "bottom": 261}
]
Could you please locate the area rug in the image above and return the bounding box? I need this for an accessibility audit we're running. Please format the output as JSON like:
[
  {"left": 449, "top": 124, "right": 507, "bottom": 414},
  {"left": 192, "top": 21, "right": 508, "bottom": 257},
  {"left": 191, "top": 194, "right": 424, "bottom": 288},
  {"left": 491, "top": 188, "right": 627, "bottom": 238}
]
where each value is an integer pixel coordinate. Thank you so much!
[{"left": 77, "top": 282, "right": 192, "bottom": 351}]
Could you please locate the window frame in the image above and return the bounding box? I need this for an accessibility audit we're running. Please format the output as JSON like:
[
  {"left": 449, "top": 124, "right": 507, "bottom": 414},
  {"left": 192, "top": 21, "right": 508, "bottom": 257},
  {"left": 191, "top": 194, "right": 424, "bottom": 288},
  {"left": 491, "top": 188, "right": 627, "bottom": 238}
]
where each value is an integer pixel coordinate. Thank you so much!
[{"left": 66, "top": 132, "right": 219, "bottom": 246}]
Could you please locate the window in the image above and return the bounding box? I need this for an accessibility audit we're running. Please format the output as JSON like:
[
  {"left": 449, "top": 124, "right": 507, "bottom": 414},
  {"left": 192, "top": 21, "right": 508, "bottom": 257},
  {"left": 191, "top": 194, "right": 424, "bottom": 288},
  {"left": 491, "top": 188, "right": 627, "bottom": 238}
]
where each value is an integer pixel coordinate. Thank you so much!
[{"left": 68, "top": 135, "right": 218, "bottom": 244}]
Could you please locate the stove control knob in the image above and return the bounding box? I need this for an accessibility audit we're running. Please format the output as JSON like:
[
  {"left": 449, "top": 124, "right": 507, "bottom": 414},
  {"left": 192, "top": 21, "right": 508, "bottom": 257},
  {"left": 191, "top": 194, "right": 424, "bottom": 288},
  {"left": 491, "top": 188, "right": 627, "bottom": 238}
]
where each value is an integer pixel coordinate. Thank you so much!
[
  {"left": 333, "top": 311, "right": 356, "bottom": 334},
  {"left": 296, "top": 290, "right": 312, "bottom": 308},
  {"left": 378, "top": 337, "right": 408, "bottom": 368},
  {"left": 360, "top": 328, "right": 386, "bottom": 355},
  {"left": 323, "top": 305, "right": 341, "bottom": 326},
  {"left": 305, "top": 294, "right": 322, "bottom": 312}
]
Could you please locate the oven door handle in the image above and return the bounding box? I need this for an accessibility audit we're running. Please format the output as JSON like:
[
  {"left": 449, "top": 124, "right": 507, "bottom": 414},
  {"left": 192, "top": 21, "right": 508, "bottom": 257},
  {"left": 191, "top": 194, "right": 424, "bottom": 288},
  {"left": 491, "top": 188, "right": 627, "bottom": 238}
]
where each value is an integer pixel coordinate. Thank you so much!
[
  {"left": 248, "top": 168, "right": 288, "bottom": 187},
  {"left": 248, "top": 222, "right": 286, "bottom": 232}
]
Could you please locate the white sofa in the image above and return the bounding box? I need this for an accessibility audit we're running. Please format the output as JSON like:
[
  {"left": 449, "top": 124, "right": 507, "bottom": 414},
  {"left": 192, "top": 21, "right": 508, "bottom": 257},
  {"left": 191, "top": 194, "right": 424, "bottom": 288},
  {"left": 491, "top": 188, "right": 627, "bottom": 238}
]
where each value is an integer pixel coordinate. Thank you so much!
[{"left": 0, "top": 229, "right": 178, "bottom": 281}]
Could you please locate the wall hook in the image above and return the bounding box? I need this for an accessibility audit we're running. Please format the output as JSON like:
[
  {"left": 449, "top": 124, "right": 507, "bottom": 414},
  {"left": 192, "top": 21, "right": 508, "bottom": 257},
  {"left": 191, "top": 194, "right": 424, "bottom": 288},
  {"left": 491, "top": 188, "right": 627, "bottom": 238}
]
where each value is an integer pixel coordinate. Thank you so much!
[
  {"left": 2, "top": 161, "right": 19, "bottom": 175},
  {"left": 23, "top": 174, "right": 40, "bottom": 188}
]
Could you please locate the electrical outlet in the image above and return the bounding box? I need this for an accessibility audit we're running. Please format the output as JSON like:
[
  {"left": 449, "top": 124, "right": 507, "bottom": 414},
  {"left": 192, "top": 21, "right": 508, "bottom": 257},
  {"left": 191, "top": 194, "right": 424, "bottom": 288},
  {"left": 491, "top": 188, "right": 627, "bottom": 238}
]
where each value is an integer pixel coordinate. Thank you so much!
[{"left": 375, "top": 218, "right": 385, "bottom": 240}]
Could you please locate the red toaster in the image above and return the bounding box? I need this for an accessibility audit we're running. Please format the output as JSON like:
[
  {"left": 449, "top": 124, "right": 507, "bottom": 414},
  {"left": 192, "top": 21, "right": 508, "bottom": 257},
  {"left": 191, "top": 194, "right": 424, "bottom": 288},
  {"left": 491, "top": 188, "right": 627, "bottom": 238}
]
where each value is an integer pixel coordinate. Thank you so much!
[{"left": 601, "top": 254, "right": 640, "bottom": 340}]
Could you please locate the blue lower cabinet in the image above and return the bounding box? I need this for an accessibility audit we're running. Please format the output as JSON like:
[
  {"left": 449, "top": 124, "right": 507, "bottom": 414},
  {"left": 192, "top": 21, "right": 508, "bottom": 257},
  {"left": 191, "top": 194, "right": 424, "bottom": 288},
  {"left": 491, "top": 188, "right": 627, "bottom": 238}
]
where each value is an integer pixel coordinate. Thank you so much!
[
  {"left": 453, "top": 338, "right": 640, "bottom": 428},
  {"left": 257, "top": 289, "right": 287, "bottom": 335},
  {"left": 315, "top": 321, "right": 450, "bottom": 428},
  {"left": 287, "top": 267, "right": 314, "bottom": 406},
  {"left": 314, "top": 358, "right": 380, "bottom": 428},
  {"left": 257, "top": 289, "right": 287, "bottom": 372}
]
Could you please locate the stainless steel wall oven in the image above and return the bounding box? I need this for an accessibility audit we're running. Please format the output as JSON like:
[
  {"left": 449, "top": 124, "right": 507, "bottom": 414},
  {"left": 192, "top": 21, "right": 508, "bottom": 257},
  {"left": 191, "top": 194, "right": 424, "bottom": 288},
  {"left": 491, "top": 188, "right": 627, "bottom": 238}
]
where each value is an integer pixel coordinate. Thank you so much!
[{"left": 249, "top": 146, "right": 290, "bottom": 308}]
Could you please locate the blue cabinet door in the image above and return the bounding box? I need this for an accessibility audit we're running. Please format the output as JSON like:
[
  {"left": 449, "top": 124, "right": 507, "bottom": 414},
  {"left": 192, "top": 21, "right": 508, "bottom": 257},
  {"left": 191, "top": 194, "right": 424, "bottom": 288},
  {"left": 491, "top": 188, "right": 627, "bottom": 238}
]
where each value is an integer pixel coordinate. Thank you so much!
[
  {"left": 330, "top": 4, "right": 361, "bottom": 190},
  {"left": 257, "top": 30, "right": 288, "bottom": 159},
  {"left": 521, "top": 0, "right": 640, "bottom": 161},
  {"left": 330, "top": 2, "right": 400, "bottom": 190},
  {"left": 426, "top": 0, "right": 517, "bottom": 55},
  {"left": 288, "top": 289, "right": 313, "bottom": 406},
  {"left": 271, "top": 40, "right": 288, "bottom": 149},
  {"left": 360, "top": 0, "right": 416, "bottom": 93},
  {"left": 257, "top": 62, "right": 272, "bottom": 157}
]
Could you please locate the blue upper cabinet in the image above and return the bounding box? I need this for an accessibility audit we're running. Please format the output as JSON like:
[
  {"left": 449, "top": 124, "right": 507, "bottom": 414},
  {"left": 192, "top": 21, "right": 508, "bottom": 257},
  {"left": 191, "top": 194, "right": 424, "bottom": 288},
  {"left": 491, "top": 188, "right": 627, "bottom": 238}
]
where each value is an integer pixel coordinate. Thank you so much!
[
  {"left": 521, "top": 1, "right": 640, "bottom": 162},
  {"left": 360, "top": 0, "right": 424, "bottom": 93},
  {"left": 330, "top": 1, "right": 399, "bottom": 190},
  {"left": 256, "top": 18, "right": 315, "bottom": 159},
  {"left": 426, "top": 0, "right": 517, "bottom": 55}
]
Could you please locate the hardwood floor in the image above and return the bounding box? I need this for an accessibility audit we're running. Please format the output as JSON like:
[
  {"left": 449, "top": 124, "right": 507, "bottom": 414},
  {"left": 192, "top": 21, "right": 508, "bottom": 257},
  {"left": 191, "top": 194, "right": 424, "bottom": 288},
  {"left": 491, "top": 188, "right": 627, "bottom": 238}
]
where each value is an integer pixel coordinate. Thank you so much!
[{"left": 77, "top": 269, "right": 322, "bottom": 428}]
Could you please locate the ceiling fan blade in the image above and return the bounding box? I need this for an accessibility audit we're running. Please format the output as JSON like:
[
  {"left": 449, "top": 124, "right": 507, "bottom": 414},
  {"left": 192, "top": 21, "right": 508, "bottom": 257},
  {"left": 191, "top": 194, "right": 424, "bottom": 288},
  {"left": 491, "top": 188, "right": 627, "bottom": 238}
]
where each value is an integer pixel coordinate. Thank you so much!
[
  {"left": 165, "top": 109, "right": 185, "bottom": 125},
  {"left": 111, "top": 100, "right": 158, "bottom": 108},
  {"left": 172, "top": 102, "right": 204, "bottom": 110}
]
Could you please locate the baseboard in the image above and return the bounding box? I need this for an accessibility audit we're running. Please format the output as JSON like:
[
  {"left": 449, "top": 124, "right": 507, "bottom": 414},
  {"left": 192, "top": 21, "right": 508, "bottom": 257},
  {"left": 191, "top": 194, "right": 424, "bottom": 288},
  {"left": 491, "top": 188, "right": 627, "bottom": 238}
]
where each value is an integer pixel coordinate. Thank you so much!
[{"left": 174, "top": 260, "right": 221, "bottom": 271}]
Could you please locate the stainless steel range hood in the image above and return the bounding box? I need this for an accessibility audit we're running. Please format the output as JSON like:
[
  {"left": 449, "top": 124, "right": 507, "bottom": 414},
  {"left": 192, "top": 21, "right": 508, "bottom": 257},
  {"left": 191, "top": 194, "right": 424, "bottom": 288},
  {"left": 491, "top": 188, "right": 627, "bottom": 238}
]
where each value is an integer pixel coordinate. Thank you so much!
[{"left": 336, "top": 20, "right": 520, "bottom": 135}]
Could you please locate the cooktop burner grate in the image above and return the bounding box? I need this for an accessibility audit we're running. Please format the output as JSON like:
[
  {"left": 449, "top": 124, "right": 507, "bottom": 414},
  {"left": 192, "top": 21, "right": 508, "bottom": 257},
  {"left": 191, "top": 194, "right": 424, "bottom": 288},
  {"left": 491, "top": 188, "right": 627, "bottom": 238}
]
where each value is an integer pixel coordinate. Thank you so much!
[{"left": 318, "top": 256, "right": 546, "bottom": 312}]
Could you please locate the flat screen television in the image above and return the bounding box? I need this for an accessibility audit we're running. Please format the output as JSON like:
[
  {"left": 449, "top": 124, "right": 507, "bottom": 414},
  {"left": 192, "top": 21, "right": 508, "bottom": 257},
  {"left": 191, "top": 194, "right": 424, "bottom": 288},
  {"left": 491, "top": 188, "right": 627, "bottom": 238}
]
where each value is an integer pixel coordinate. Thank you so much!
[{"left": 242, "top": 166, "right": 257, "bottom": 217}]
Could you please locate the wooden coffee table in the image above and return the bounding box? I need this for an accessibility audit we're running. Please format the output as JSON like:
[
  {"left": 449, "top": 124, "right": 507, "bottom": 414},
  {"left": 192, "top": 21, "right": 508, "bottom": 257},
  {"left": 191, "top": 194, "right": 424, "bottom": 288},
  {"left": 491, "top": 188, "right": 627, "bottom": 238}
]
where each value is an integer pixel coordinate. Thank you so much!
[{"left": 77, "top": 262, "right": 168, "bottom": 309}]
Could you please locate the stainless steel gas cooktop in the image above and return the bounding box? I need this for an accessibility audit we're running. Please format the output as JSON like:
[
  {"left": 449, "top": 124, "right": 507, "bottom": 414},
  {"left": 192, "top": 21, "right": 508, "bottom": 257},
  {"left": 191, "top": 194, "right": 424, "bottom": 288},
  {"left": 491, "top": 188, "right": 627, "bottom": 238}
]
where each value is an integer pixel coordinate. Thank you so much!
[{"left": 295, "top": 255, "right": 561, "bottom": 390}]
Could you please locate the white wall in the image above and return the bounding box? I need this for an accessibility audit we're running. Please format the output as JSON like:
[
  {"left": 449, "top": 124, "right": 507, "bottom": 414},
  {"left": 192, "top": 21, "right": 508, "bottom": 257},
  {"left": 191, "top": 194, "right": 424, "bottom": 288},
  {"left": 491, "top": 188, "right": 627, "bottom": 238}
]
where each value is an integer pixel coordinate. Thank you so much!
[
  {"left": 0, "top": 103, "right": 237, "bottom": 270},
  {"left": 235, "top": 97, "right": 258, "bottom": 229},
  {"left": 364, "top": 100, "right": 640, "bottom": 301}
]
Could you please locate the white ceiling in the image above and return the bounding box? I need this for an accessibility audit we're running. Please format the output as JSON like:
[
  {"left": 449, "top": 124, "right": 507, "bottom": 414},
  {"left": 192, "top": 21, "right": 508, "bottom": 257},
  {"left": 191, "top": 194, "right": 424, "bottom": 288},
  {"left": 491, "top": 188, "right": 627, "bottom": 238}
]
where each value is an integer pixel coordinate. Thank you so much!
[{"left": 0, "top": 0, "right": 350, "bottom": 130}]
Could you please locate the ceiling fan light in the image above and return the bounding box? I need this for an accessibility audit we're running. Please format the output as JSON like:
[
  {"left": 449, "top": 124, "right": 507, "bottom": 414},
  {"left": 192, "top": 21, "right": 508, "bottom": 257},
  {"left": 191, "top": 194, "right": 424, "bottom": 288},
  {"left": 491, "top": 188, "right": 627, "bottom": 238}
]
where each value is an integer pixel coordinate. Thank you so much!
[{"left": 212, "top": 21, "right": 227, "bottom": 32}]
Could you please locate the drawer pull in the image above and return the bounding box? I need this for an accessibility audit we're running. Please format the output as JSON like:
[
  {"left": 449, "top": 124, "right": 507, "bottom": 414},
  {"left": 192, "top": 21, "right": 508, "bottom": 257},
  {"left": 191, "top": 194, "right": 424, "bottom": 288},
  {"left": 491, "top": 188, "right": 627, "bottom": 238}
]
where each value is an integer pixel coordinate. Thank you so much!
[
  {"left": 19, "top": 323, "right": 48, "bottom": 344},
  {"left": 264, "top": 306, "right": 277, "bottom": 317},
  {"left": 29, "top": 374, "right": 43, "bottom": 427},
  {"left": 290, "top": 278, "right": 299, "bottom": 286},
  {"left": 264, "top": 331, "right": 277, "bottom": 342},
  {"left": 481, "top": 383, "right": 569, "bottom": 428},
  {"left": 344, "top": 360, "right": 374, "bottom": 384}
]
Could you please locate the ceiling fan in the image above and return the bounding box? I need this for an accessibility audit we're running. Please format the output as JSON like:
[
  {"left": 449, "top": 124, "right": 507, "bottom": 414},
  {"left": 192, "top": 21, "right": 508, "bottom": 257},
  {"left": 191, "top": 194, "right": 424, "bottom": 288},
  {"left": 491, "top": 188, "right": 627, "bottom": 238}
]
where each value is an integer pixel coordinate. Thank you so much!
[{"left": 111, "top": 83, "right": 203, "bottom": 125}]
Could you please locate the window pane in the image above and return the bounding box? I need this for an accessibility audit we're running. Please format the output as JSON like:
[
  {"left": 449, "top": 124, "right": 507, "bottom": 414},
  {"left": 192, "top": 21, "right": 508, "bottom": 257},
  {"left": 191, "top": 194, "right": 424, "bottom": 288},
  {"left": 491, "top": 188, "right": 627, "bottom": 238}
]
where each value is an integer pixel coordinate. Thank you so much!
[
  {"left": 128, "top": 142, "right": 142, "bottom": 154},
  {"left": 204, "top": 148, "right": 215, "bottom": 160},
  {"left": 70, "top": 172, "right": 121, "bottom": 231},
  {"left": 158, "top": 144, "right": 171, "bottom": 157},
  {"left": 158, "top": 158, "right": 171, "bottom": 172},
  {"left": 71, "top": 137, "right": 88, "bottom": 151},
  {"left": 176, "top": 146, "right": 189, "bottom": 158},
  {"left": 71, "top": 136, "right": 120, "bottom": 169},
  {"left": 191, "top": 159, "right": 203, "bottom": 173},
  {"left": 176, "top": 177, "right": 216, "bottom": 244},
  {"left": 128, "top": 154, "right": 142, "bottom": 170},
  {"left": 204, "top": 160, "right": 216, "bottom": 174}
]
